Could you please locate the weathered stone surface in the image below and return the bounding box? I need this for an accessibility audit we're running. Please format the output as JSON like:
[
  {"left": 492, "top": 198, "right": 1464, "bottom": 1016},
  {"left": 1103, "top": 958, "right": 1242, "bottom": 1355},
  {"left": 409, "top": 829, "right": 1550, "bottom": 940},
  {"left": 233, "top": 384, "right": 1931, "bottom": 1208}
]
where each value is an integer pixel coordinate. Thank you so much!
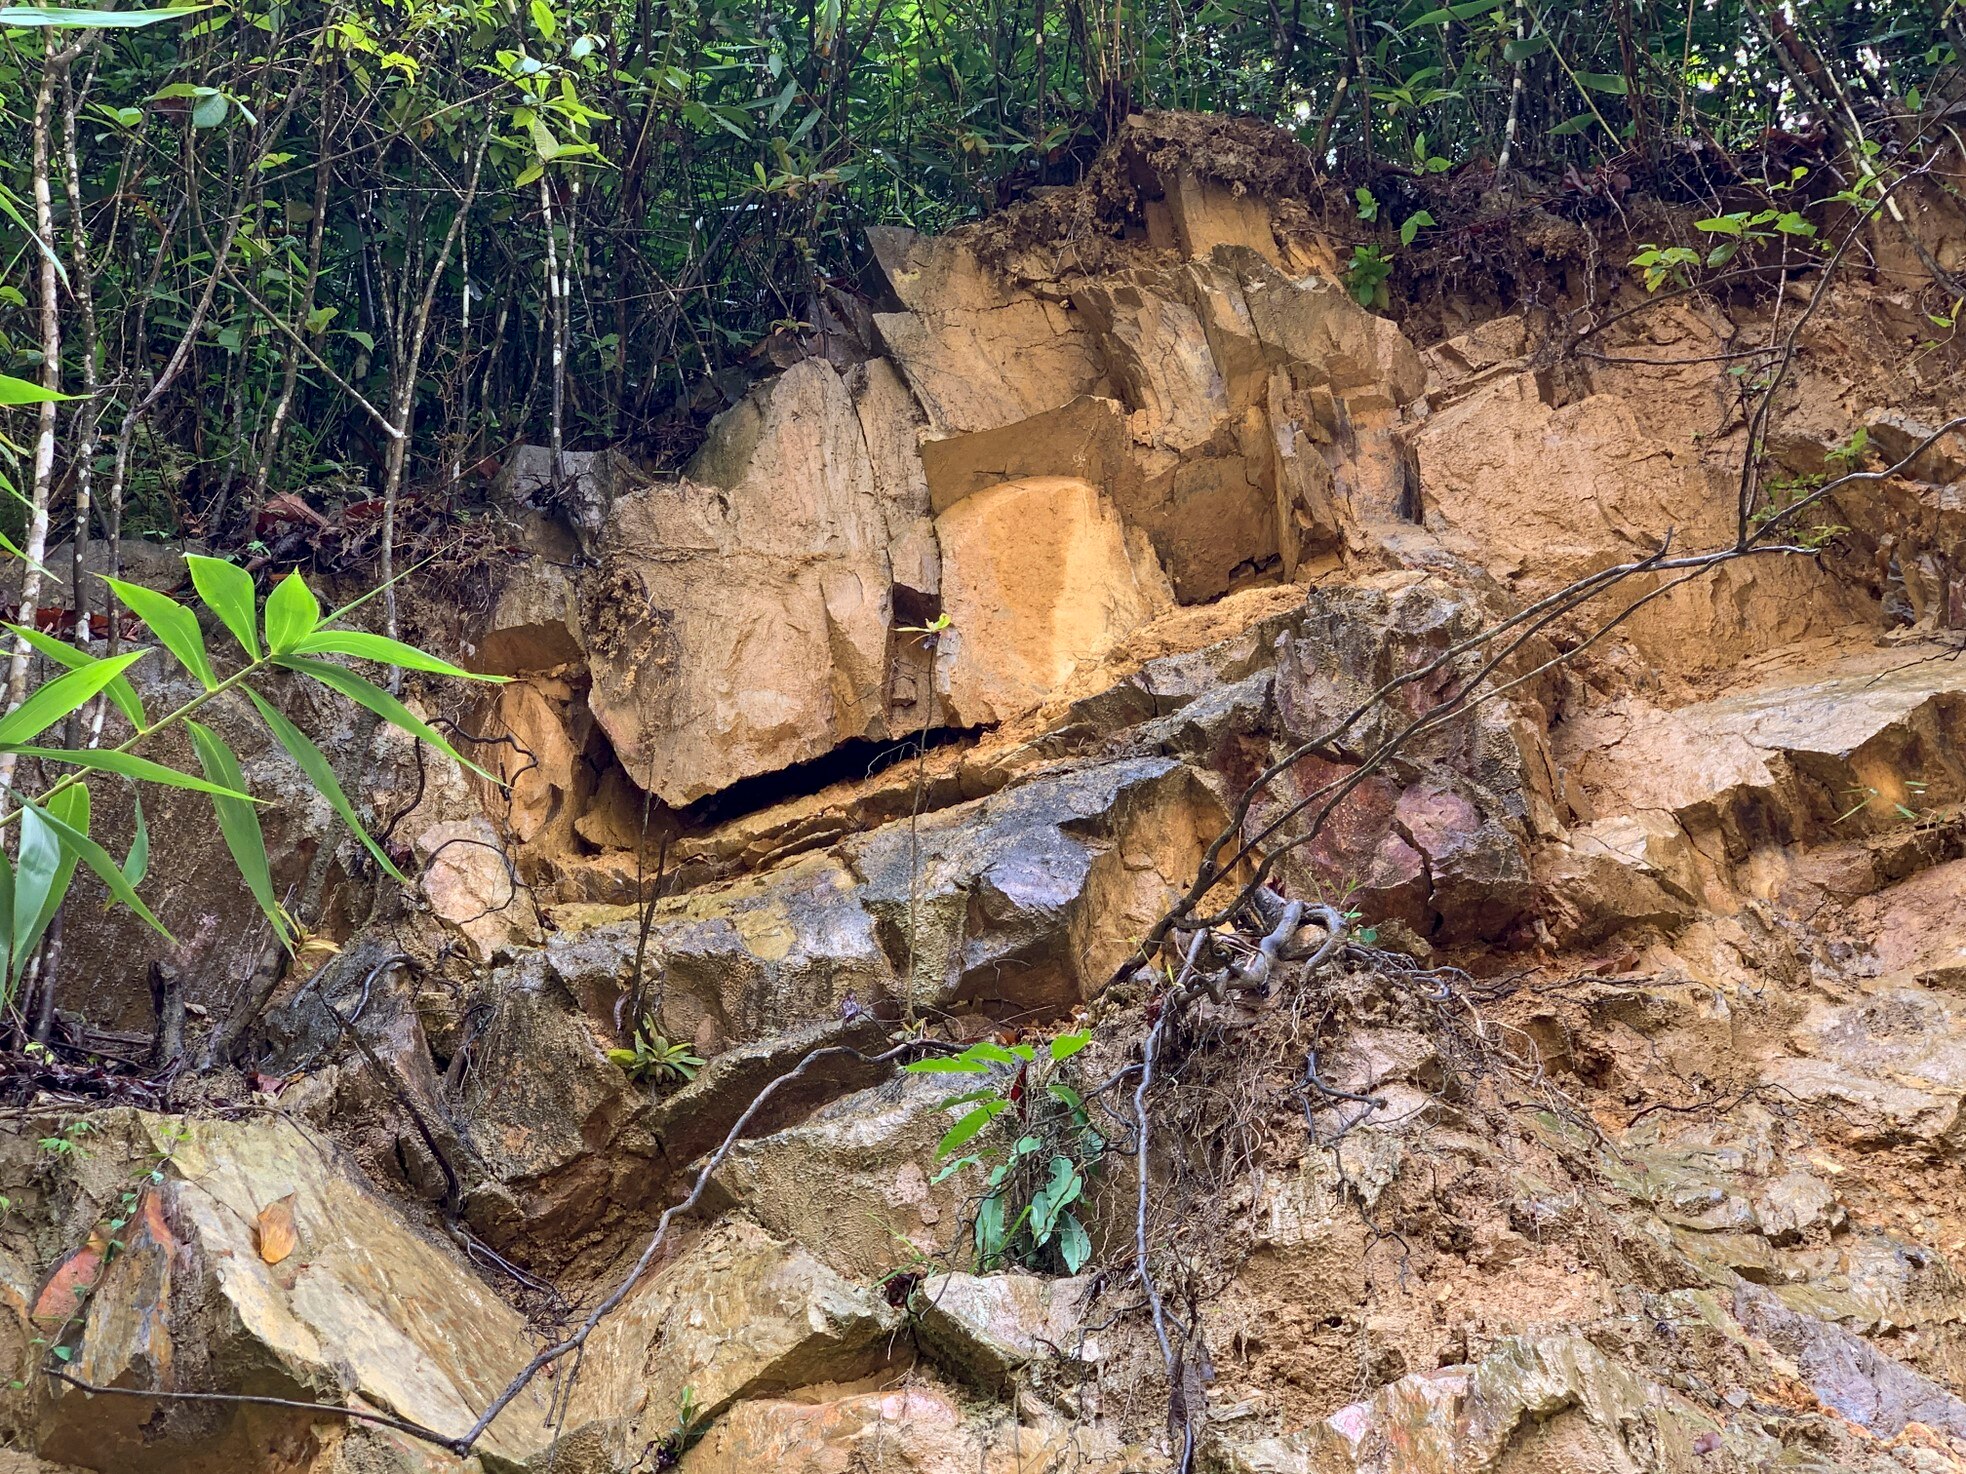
[
  {"left": 42, "top": 1115, "right": 553, "bottom": 1474},
  {"left": 679, "top": 1383, "right": 1129, "bottom": 1474},
  {"left": 585, "top": 359, "right": 896, "bottom": 805},
  {"left": 1556, "top": 652, "right": 1966, "bottom": 855},
  {"left": 708, "top": 1074, "right": 962, "bottom": 1279},
  {"left": 1769, "top": 984, "right": 1966, "bottom": 1144},
  {"left": 934, "top": 476, "right": 1174, "bottom": 726},
  {"left": 868, "top": 229, "right": 1106, "bottom": 435},
  {"left": 1260, "top": 576, "right": 1545, "bottom": 941},
  {"left": 842, "top": 756, "right": 1225, "bottom": 1015},
  {"left": 559, "top": 1219, "right": 903, "bottom": 1449},
  {"left": 1250, "top": 1334, "right": 1654, "bottom": 1474},
  {"left": 915, "top": 1272, "right": 1099, "bottom": 1389}
]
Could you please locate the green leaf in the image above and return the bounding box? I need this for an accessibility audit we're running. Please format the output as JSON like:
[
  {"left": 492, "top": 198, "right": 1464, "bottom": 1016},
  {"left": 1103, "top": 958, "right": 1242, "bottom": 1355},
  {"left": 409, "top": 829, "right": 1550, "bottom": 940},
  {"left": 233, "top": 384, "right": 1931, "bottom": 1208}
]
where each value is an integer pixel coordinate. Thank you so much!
[
  {"left": 0, "top": 372, "right": 75, "bottom": 406},
  {"left": 245, "top": 689, "right": 406, "bottom": 883},
  {"left": 974, "top": 1191, "right": 1007, "bottom": 1262},
  {"left": 12, "top": 789, "right": 76, "bottom": 985},
  {"left": 0, "top": 652, "right": 147, "bottom": 748},
  {"left": 1400, "top": 209, "right": 1436, "bottom": 246},
  {"left": 290, "top": 629, "right": 486, "bottom": 680},
  {"left": 0, "top": 850, "right": 14, "bottom": 996},
  {"left": 1547, "top": 112, "right": 1600, "bottom": 136},
  {"left": 963, "top": 1041, "right": 1020, "bottom": 1065},
  {"left": 0, "top": 4, "right": 212, "bottom": 26},
  {"left": 906, "top": 1056, "right": 991, "bottom": 1074},
  {"left": 7, "top": 747, "right": 255, "bottom": 799},
  {"left": 4, "top": 625, "right": 146, "bottom": 727},
  {"left": 935, "top": 1099, "right": 1008, "bottom": 1157},
  {"left": 1406, "top": 0, "right": 1494, "bottom": 25},
  {"left": 1057, "top": 1212, "right": 1091, "bottom": 1272},
  {"left": 190, "top": 91, "right": 228, "bottom": 128},
  {"left": 262, "top": 571, "right": 320, "bottom": 653},
  {"left": 122, "top": 799, "right": 149, "bottom": 888},
  {"left": 276, "top": 657, "right": 490, "bottom": 779},
  {"left": 1049, "top": 1030, "right": 1091, "bottom": 1061},
  {"left": 529, "top": 0, "right": 557, "bottom": 40},
  {"left": 186, "top": 555, "right": 260, "bottom": 659},
  {"left": 1575, "top": 71, "right": 1628, "bottom": 94},
  {"left": 19, "top": 787, "right": 167, "bottom": 937},
  {"left": 104, "top": 580, "right": 215, "bottom": 689},
  {"left": 1502, "top": 33, "right": 1548, "bottom": 60},
  {"left": 188, "top": 720, "right": 287, "bottom": 946}
]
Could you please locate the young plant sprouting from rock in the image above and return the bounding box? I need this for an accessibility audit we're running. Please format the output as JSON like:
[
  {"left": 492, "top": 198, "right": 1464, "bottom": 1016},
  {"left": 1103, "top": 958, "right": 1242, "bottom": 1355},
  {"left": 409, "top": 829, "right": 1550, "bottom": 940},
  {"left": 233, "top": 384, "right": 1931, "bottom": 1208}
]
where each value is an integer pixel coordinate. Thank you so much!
[
  {"left": 608, "top": 1017, "right": 706, "bottom": 1086},
  {"left": 908, "top": 1029, "right": 1098, "bottom": 1274},
  {"left": 0, "top": 553, "right": 501, "bottom": 1013}
]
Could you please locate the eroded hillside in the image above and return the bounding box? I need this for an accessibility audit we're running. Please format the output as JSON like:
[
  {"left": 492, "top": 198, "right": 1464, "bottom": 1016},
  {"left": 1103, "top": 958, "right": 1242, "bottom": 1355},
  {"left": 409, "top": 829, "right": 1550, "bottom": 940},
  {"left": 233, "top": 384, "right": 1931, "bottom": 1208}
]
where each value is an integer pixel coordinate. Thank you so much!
[{"left": 5, "top": 113, "right": 1966, "bottom": 1474}]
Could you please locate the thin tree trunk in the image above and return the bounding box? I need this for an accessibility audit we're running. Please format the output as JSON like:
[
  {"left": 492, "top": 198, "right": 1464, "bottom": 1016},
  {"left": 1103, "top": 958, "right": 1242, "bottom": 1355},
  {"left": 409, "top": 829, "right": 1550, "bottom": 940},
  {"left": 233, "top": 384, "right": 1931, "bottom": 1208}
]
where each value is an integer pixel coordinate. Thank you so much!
[
  {"left": 381, "top": 118, "right": 492, "bottom": 658},
  {"left": 0, "top": 35, "right": 86, "bottom": 804},
  {"left": 254, "top": 89, "right": 335, "bottom": 502}
]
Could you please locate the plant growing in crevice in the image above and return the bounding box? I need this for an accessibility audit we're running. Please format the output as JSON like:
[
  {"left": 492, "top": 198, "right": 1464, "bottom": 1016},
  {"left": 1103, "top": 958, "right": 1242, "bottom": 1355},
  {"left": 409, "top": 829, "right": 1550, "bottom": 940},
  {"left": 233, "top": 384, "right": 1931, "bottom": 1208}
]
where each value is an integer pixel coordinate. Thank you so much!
[
  {"left": 608, "top": 1017, "right": 704, "bottom": 1086},
  {"left": 908, "top": 1029, "right": 1100, "bottom": 1274}
]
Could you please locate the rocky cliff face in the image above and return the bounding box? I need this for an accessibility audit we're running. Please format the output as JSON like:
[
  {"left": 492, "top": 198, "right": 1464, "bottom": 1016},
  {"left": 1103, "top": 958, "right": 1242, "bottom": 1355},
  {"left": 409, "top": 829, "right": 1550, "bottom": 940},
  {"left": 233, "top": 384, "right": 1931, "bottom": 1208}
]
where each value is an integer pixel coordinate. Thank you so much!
[{"left": 6, "top": 115, "right": 1966, "bottom": 1474}]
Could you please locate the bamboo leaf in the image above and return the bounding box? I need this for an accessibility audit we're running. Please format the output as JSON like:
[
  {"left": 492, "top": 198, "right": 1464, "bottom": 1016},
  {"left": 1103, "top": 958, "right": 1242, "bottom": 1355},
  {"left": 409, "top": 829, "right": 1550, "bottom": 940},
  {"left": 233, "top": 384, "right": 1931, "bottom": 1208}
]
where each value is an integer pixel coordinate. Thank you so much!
[
  {"left": 245, "top": 689, "right": 406, "bottom": 883},
  {"left": 186, "top": 554, "right": 260, "bottom": 659},
  {"left": 290, "top": 628, "right": 489, "bottom": 680},
  {"left": 263, "top": 571, "right": 320, "bottom": 654},
  {"left": 0, "top": 371, "right": 76, "bottom": 405},
  {"left": 104, "top": 579, "right": 215, "bottom": 689},
  {"left": 4, "top": 624, "right": 146, "bottom": 726},
  {"left": 0, "top": 652, "right": 147, "bottom": 748},
  {"left": 19, "top": 786, "right": 168, "bottom": 937},
  {"left": 188, "top": 719, "right": 287, "bottom": 946},
  {"left": 13, "top": 796, "right": 70, "bottom": 985},
  {"left": 8, "top": 747, "right": 256, "bottom": 799},
  {"left": 123, "top": 798, "right": 149, "bottom": 888},
  {"left": 275, "top": 656, "right": 491, "bottom": 779},
  {"left": 0, "top": 4, "right": 212, "bottom": 26}
]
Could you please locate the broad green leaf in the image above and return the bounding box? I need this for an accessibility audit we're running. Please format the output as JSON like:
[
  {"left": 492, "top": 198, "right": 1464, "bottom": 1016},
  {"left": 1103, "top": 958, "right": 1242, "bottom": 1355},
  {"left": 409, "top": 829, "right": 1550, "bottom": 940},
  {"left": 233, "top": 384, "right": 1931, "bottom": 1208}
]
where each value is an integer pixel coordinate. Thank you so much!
[
  {"left": 0, "top": 652, "right": 147, "bottom": 748},
  {"left": 188, "top": 719, "right": 287, "bottom": 946},
  {"left": 1057, "top": 1211, "right": 1091, "bottom": 1272},
  {"left": 8, "top": 747, "right": 255, "bottom": 799},
  {"left": 13, "top": 798, "right": 69, "bottom": 985},
  {"left": 1049, "top": 1030, "right": 1091, "bottom": 1061},
  {"left": 935, "top": 1099, "right": 1007, "bottom": 1158},
  {"left": 123, "top": 799, "right": 149, "bottom": 888},
  {"left": 962, "top": 1040, "right": 1020, "bottom": 1066},
  {"left": 263, "top": 571, "right": 320, "bottom": 653},
  {"left": 290, "top": 629, "right": 484, "bottom": 680},
  {"left": 0, "top": 372, "right": 75, "bottom": 405},
  {"left": 905, "top": 1056, "right": 991, "bottom": 1074},
  {"left": 1547, "top": 112, "right": 1600, "bottom": 136},
  {"left": 1502, "top": 33, "right": 1548, "bottom": 60},
  {"left": 1406, "top": 0, "right": 1496, "bottom": 25},
  {"left": 0, "top": 850, "right": 13, "bottom": 999},
  {"left": 186, "top": 555, "right": 260, "bottom": 659},
  {"left": 104, "top": 579, "right": 215, "bottom": 689},
  {"left": 1575, "top": 71, "right": 1629, "bottom": 94},
  {"left": 245, "top": 689, "right": 406, "bottom": 883},
  {"left": 974, "top": 1190, "right": 1007, "bottom": 1261},
  {"left": 4, "top": 625, "right": 146, "bottom": 726},
  {"left": 19, "top": 787, "right": 167, "bottom": 936},
  {"left": 0, "top": 4, "right": 212, "bottom": 26},
  {"left": 190, "top": 90, "right": 228, "bottom": 128},
  {"left": 276, "top": 656, "right": 490, "bottom": 778}
]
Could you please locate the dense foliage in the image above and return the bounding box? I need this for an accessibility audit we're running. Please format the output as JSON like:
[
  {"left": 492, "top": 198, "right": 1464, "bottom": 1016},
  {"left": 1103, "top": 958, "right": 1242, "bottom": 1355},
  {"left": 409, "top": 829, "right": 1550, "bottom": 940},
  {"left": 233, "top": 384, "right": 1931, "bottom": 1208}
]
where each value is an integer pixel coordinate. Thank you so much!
[{"left": 0, "top": 0, "right": 1957, "bottom": 561}]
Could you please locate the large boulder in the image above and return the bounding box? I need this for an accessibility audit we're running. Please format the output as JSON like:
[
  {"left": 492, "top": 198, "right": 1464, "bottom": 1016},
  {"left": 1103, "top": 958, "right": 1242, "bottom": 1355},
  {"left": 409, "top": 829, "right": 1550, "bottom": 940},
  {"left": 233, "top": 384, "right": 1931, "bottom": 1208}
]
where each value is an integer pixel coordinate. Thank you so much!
[
  {"left": 37, "top": 1115, "right": 554, "bottom": 1474},
  {"left": 934, "top": 477, "right": 1174, "bottom": 726},
  {"left": 583, "top": 359, "right": 899, "bottom": 805}
]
